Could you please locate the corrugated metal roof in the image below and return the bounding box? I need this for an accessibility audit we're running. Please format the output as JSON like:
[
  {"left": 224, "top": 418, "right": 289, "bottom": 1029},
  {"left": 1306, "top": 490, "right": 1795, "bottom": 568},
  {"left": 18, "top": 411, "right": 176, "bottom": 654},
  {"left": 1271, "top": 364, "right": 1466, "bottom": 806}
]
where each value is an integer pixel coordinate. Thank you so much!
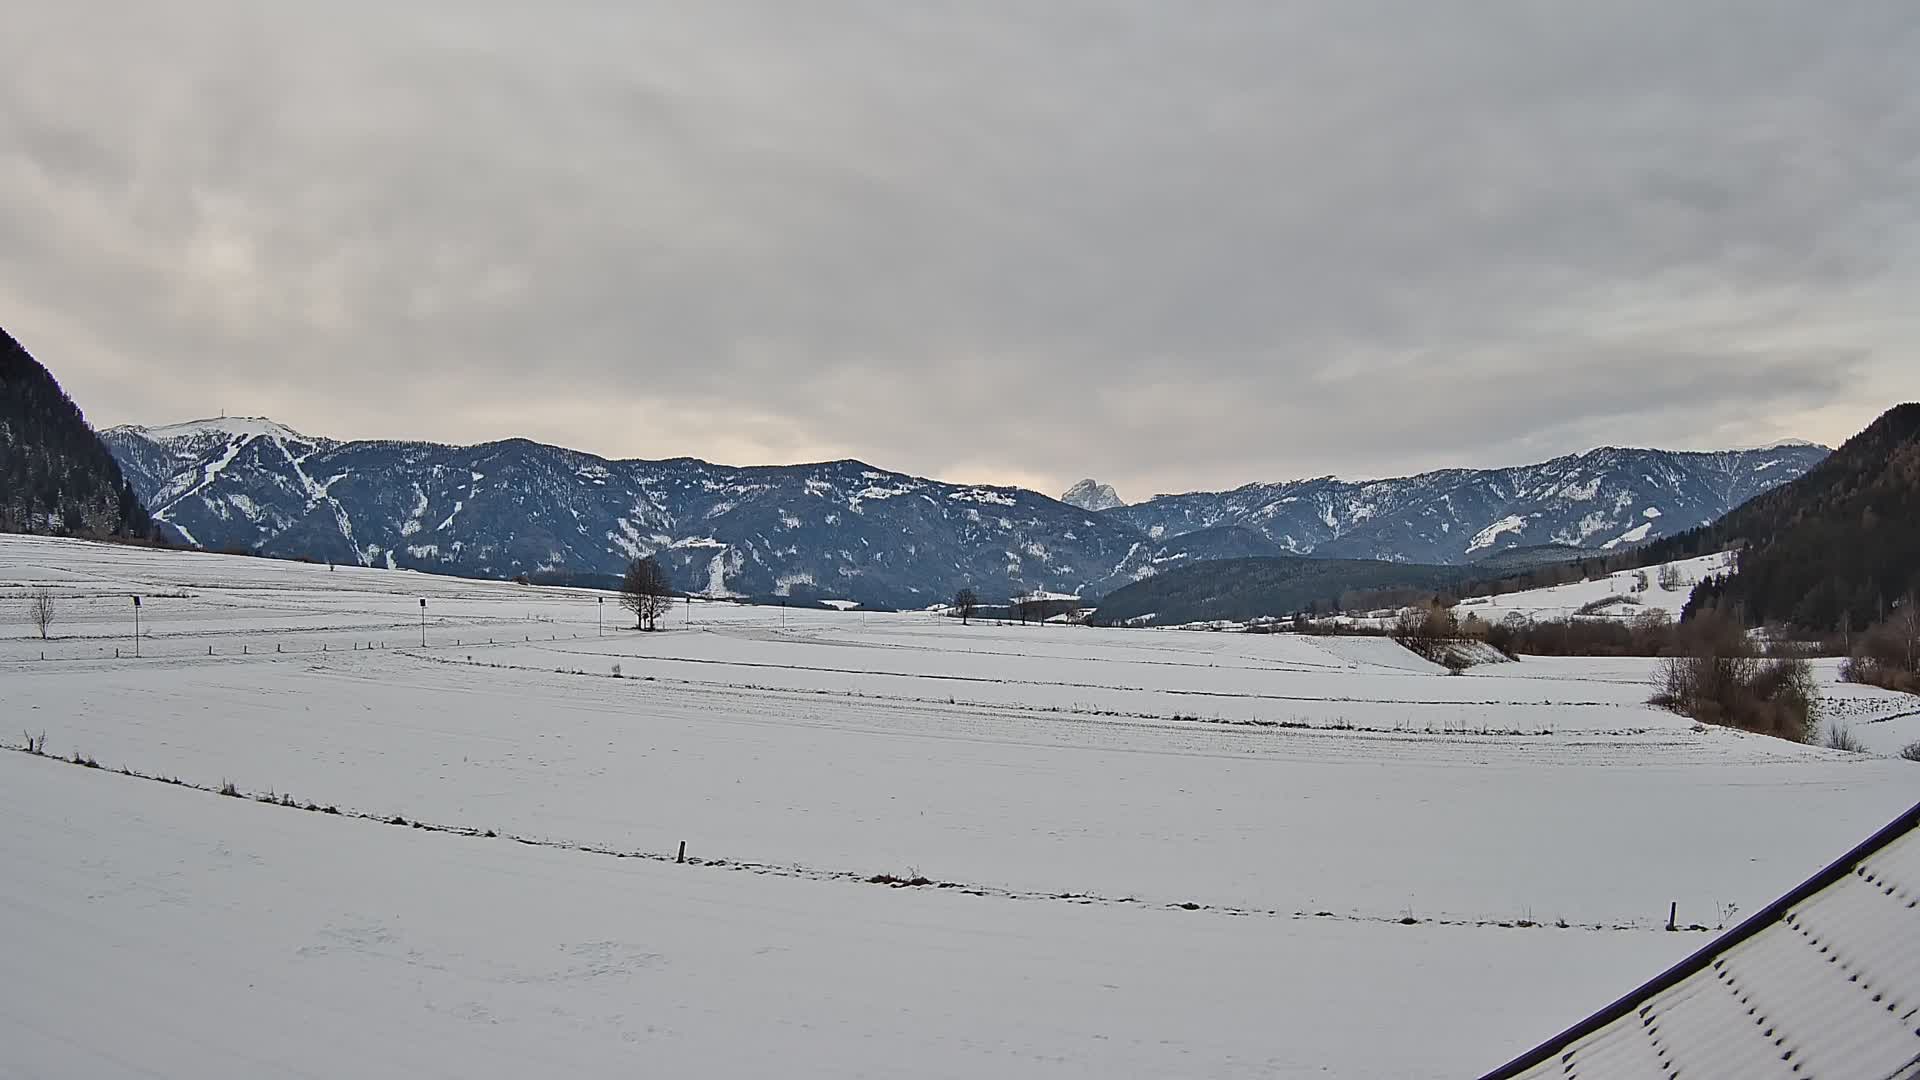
[{"left": 1485, "top": 802, "right": 1920, "bottom": 1080}]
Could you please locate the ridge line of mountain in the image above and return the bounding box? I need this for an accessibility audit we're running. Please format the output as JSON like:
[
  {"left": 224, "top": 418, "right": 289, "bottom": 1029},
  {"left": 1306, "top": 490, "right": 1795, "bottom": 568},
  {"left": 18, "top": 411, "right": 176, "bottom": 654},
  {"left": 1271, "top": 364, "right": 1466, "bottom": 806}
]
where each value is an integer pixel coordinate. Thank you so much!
[
  {"left": 98, "top": 414, "right": 1829, "bottom": 605},
  {"left": 109, "top": 416, "right": 1828, "bottom": 505}
]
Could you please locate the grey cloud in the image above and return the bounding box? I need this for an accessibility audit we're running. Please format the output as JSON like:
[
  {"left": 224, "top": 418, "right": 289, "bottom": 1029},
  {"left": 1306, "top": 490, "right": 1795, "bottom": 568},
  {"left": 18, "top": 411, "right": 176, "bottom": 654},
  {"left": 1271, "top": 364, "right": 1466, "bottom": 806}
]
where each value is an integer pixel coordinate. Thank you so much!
[{"left": 3, "top": 1, "right": 1917, "bottom": 498}]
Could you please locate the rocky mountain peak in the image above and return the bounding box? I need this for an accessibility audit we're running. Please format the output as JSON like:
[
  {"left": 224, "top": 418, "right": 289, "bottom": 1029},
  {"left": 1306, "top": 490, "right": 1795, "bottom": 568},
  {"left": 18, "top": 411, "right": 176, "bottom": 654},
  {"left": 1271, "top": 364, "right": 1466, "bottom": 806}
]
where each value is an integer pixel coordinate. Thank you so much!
[{"left": 1061, "top": 478, "right": 1125, "bottom": 512}]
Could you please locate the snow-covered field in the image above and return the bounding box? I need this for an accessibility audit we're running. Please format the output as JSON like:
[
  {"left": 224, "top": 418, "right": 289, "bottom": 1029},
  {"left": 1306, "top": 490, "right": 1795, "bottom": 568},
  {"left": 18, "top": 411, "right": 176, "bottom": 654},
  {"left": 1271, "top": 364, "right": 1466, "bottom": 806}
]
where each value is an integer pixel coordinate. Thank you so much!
[
  {"left": 1453, "top": 551, "right": 1734, "bottom": 622},
  {"left": 3, "top": 534, "right": 1916, "bottom": 1077}
]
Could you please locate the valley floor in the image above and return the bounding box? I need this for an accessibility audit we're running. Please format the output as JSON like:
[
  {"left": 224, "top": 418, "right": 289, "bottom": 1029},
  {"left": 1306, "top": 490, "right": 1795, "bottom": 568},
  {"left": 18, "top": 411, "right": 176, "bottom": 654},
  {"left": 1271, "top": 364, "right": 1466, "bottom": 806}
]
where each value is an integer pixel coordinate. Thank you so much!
[{"left": 2, "top": 535, "right": 1916, "bottom": 1076}]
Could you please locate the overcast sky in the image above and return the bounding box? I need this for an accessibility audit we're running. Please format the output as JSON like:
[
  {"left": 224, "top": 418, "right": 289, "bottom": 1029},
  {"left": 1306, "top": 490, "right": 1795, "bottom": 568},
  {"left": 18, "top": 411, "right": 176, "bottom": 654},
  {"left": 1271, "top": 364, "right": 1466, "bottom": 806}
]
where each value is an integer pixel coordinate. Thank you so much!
[{"left": 5, "top": 3, "right": 1917, "bottom": 499}]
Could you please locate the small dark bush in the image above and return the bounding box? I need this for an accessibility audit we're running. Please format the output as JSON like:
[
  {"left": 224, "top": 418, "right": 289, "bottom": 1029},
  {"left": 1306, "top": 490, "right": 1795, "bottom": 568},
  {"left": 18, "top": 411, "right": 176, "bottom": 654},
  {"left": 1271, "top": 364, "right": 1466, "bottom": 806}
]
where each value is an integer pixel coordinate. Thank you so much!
[
  {"left": 1823, "top": 724, "right": 1866, "bottom": 753},
  {"left": 1841, "top": 654, "right": 1920, "bottom": 694},
  {"left": 219, "top": 780, "right": 240, "bottom": 797},
  {"left": 1901, "top": 741, "right": 1920, "bottom": 762},
  {"left": 868, "top": 871, "right": 933, "bottom": 887}
]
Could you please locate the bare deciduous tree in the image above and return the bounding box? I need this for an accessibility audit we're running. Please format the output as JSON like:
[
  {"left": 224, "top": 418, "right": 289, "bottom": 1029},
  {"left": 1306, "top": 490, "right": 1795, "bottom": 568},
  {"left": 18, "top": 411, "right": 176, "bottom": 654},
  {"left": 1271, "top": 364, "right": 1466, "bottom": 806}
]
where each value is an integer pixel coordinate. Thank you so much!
[
  {"left": 952, "top": 587, "right": 978, "bottom": 625},
  {"left": 620, "top": 556, "right": 673, "bottom": 631},
  {"left": 1892, "top": 594, "right": 1920, "bottom": 673},
  {"left": 29, "top": 587, "right": 54, "bottom": 640}
]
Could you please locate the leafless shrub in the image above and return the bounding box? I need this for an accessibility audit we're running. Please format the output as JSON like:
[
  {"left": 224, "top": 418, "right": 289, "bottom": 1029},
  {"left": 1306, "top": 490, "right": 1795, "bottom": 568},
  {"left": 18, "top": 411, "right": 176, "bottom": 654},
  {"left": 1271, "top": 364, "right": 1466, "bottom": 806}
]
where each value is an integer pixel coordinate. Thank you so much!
[
  {"left": 1649, "top": 612, "right": 1817, "bottom": 743},
  {"left": 1486, "top": 610, "right": 1677, "bottom": 658},
  {"left": 1842, "top": 603, "right": 1920, "bottom": 694},
  {"left": 1822, "top": 724, "right": 1865, "bottom": 753}
]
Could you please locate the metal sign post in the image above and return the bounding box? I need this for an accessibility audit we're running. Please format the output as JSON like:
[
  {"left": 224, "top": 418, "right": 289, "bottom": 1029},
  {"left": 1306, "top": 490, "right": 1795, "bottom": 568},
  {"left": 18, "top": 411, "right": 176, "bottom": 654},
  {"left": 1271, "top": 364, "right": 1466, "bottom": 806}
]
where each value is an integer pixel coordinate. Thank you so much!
[
  {"left": 132, "top": 595, "right": 141, "bottom": 657},
  {"left": 419, "top": 598, "right": 427, "bottom": 647}
]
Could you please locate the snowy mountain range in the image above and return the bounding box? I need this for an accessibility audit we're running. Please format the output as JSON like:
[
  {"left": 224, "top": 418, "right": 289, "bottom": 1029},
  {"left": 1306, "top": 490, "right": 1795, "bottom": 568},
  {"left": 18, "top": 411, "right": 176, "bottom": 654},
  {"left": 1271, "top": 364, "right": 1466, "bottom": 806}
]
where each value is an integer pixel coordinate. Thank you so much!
[
  {"left": 102, "top": 419, "right": 1264, "bottom": 606},
  {"left": 1104, "top": 444, "right": 1831, "bottom": 566},
  {"left": 102, "top": 418, "right": 1826, "bottom": 605}
]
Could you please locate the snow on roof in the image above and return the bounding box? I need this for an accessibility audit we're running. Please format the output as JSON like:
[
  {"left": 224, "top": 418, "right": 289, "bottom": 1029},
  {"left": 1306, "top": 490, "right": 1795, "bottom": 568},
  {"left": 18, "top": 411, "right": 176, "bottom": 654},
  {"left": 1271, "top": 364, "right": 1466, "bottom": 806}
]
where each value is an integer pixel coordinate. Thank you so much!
[{"left": 1485, "top": 801, "right": 1920, "bottom": 1079}]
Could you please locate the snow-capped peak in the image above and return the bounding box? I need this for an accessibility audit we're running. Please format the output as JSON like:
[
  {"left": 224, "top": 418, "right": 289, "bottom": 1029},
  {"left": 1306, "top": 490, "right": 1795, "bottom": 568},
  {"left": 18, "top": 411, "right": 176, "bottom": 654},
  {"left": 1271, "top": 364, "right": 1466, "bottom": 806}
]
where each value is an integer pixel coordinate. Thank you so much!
[
  {"left": 1061, "top": 478, "right": 1125, "bottom": 512},
  {"left": 112, "top": 416, "right": 317, "bottom": 444}
]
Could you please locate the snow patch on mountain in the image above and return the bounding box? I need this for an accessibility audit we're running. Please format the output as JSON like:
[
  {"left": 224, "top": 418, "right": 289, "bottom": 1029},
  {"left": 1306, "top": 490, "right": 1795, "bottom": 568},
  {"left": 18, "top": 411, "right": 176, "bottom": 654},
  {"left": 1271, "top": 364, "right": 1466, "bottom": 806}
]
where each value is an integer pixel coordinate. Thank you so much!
[
  {"left": 773, "top": 572, "right": 816, "bottom": 596},
  {"left": 855, "top": 484, "right": 914, "bottom": 501},
  {"left": 950, "top": 488, "right": 1017, "bottom": 506},
  {"left": 1604, "top": 522, "right": 1655, "bottom": 548},
  {"left": 1467, "top": 514, "right": 1528, "bottom": 553},
  {"left": 702, "top": 555, "right": 731, "bottom": 595}
]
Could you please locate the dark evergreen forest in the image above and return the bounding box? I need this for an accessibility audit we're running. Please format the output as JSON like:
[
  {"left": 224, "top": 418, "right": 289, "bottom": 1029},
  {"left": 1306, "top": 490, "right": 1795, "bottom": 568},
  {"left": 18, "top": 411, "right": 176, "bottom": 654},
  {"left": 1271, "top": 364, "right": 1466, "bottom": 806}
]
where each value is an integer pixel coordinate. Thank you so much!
[{"left": 1, "top": 327, "right": 156, "bottom": 539}]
